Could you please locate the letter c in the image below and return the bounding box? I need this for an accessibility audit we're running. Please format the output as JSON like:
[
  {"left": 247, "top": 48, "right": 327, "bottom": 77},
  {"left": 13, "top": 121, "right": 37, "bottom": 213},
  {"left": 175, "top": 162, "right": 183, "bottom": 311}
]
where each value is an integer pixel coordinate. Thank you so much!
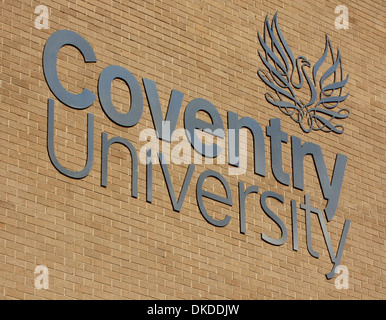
[{"left": 43, "top": 30, "right": 97, "bottom": 109}]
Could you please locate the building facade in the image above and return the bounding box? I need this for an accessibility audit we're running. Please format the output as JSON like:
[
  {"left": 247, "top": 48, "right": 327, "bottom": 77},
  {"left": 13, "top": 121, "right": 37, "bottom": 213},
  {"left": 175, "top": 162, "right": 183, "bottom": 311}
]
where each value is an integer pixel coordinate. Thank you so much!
[{"left": 0, "top": 0, "right": 384, "bottom": 299}]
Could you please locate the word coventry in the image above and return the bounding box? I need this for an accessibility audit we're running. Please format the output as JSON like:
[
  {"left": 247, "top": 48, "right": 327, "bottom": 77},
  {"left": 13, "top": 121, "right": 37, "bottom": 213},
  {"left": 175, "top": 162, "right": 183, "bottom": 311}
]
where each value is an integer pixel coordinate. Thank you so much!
[{"left": 42, "top": 30, "right": 351, "bottom": 280}]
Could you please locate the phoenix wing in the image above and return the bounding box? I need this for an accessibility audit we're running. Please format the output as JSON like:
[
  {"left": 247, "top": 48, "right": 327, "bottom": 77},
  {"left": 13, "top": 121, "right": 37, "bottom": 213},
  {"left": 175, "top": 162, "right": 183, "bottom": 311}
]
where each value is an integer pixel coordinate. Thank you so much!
[
  {"left": 257, "top": 13, "right": 302, "bottom": 122},
  {"left": 310, "top": 35, "right": 350, "bottom": 133}
]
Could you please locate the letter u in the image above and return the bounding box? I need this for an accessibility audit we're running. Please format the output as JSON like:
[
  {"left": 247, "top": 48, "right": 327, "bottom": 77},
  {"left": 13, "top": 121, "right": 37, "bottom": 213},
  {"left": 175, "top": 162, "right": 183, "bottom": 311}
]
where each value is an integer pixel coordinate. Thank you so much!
[{"left": 47, "top": 99, "right": 94, "bottom": 179}]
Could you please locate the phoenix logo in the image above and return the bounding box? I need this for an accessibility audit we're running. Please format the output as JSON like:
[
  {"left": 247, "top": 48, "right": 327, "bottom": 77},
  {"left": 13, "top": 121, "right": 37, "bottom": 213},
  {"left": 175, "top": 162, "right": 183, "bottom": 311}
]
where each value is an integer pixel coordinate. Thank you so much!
[{"left": 257, "top": 13, "right": 350, "bottom": 134}]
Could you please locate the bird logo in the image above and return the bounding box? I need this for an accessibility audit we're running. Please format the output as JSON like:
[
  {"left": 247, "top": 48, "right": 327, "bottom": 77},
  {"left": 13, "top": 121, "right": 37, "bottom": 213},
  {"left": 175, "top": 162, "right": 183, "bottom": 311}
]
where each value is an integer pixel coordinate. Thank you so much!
[{"left": 257, "top": 13, "right": 350, "bottom": 134}]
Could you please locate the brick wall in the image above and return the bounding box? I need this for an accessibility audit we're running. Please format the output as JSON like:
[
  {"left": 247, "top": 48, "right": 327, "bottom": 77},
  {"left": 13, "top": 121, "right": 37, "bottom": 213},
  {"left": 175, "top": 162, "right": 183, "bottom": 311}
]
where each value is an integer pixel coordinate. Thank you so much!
[{"left": 0, "top": 0, "right": 384, "bottom": 299}]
